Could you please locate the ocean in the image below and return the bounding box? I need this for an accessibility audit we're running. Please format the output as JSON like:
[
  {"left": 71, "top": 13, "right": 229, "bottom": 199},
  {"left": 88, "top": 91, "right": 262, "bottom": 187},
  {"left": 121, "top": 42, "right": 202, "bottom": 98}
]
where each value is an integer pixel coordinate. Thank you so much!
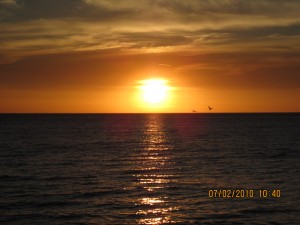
[{"left": 0, "top": 113, "right": 299, "bottom": 224}]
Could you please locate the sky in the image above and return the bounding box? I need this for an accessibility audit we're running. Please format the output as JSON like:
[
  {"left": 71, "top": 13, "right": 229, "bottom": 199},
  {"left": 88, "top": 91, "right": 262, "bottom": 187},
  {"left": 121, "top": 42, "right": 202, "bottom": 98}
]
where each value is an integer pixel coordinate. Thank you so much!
[{"left": 0, "top": 0, "right": 300, "bottom": 113}]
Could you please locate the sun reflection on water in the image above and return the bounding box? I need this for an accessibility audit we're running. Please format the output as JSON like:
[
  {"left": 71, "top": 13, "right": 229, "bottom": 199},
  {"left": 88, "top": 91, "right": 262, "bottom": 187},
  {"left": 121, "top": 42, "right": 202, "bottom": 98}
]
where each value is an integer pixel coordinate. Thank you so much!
[
  {"left": 132, "top": 114, "right": 179, "bottom": 224},
  {"left": 138, "top": 217, "right": 172, "bottom": 225}
]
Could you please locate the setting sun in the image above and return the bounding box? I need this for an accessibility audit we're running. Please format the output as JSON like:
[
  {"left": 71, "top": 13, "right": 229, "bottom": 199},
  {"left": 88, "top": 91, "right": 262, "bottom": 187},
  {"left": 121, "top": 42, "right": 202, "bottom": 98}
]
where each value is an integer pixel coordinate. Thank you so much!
[{"left": 140, "top": 79, "right": 170, "bottom": 105}]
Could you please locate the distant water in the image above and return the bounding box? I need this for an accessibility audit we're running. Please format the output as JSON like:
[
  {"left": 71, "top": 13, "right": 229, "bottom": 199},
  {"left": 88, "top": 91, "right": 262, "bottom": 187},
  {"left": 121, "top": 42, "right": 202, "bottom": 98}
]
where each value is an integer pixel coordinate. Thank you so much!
[{"left": 0, "top": 113, "right": 299, "bottom": 225}]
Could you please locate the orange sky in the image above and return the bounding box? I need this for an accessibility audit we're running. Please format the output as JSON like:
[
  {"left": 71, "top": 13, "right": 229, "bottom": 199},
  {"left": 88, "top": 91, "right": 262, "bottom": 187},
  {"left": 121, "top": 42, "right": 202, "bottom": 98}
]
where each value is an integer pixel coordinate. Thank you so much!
[{"left": 0, "top": 0, "right": 300, "bottom": 113}]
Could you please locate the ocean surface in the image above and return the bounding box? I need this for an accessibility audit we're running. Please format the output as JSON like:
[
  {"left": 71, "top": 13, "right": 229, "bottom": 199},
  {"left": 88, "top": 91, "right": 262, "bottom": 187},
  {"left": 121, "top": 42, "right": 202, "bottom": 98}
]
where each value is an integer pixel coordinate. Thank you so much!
[{"left": 0, "top": 113, "right": 299, "bottom": 225}]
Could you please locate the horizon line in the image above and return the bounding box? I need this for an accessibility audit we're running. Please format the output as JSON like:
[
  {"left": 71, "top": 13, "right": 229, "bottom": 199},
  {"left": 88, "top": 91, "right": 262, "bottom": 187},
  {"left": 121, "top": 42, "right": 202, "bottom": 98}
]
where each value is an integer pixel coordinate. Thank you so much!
[{"left": 0, "top": 112, "right": 299, "bottom": 114}]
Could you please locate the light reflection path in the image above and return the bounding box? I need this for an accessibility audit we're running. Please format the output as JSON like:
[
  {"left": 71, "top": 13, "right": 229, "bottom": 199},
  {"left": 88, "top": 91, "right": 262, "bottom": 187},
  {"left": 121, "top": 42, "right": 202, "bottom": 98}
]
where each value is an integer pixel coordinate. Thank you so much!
[{"left": 132, "top": 114, "right": 179, "bottom": 225}]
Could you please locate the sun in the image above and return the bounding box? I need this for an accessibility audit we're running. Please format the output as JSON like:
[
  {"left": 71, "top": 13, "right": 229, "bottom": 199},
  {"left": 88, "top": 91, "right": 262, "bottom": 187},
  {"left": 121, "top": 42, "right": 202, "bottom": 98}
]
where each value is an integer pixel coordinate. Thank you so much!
[{"left": 140, "top": 79, "right": 170, "bottom": 105}]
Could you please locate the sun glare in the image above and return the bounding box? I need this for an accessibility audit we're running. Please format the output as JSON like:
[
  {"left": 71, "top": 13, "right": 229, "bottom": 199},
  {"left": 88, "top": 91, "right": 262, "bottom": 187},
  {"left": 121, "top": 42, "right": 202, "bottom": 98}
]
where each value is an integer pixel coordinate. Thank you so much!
[{"left": 140, "top": 79, "right": 170, "bottom": 105}]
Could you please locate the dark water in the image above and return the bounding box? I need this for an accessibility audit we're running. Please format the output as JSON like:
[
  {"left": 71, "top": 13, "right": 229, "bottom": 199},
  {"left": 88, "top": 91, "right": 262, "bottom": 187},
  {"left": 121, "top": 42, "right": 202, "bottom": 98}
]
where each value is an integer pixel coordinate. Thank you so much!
[{"left": 0, "top": 113, "right": 299, "bottom": 225}]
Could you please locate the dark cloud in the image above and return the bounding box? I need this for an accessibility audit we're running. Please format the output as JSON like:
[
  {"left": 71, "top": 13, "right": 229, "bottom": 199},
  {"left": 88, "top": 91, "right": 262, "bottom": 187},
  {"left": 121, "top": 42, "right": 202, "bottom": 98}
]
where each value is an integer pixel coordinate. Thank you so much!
[
  {"left": 1, "top": 0, "right": 300, "bottom": 22},
  {"left": 116, "top": 32, "right": 192, "bottom": 48},
  {"left": 15, "top": 0, "right": 88, "bottom": 20},
  {"left": 227, "top": 24, "right": 300, "bottom": 39},
  {"left": 156, "top": 0, "right": 300, "bottom": 15},
  {"left": 156, "top": 0, "right": 251, "bottom": 14},
  {"left": 180, "top": 23, "right": 300, "bottom": 48},
  {"left": 0, "top": 0, "right": 18, "bottom": 21},
  {"left": 0, "top": 0, "right": 300, "bottom": 74},
  {"left": 0, "top": 0, "right": 134, "bottom": 22}
]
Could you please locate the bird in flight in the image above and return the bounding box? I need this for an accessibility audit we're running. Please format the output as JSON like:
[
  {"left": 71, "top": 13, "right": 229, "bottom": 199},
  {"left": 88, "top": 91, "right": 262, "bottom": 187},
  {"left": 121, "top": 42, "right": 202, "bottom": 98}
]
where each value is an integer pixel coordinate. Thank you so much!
[
  {"left": 208, "top": 106, "right": 213, "bottom": 111},
  {"left": 193, "top": 109, "right": 197, "bottom": 112}
]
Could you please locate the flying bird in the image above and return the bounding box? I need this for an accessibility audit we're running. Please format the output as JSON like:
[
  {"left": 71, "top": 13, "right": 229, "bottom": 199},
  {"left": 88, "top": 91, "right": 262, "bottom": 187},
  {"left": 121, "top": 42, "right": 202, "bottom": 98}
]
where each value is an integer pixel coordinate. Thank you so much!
[
  {"left": 193, "top": 110, "right": 197, "bottom": 112},
  {"left": 208, "top": 106, "right": 213, "bottom": 111}
]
